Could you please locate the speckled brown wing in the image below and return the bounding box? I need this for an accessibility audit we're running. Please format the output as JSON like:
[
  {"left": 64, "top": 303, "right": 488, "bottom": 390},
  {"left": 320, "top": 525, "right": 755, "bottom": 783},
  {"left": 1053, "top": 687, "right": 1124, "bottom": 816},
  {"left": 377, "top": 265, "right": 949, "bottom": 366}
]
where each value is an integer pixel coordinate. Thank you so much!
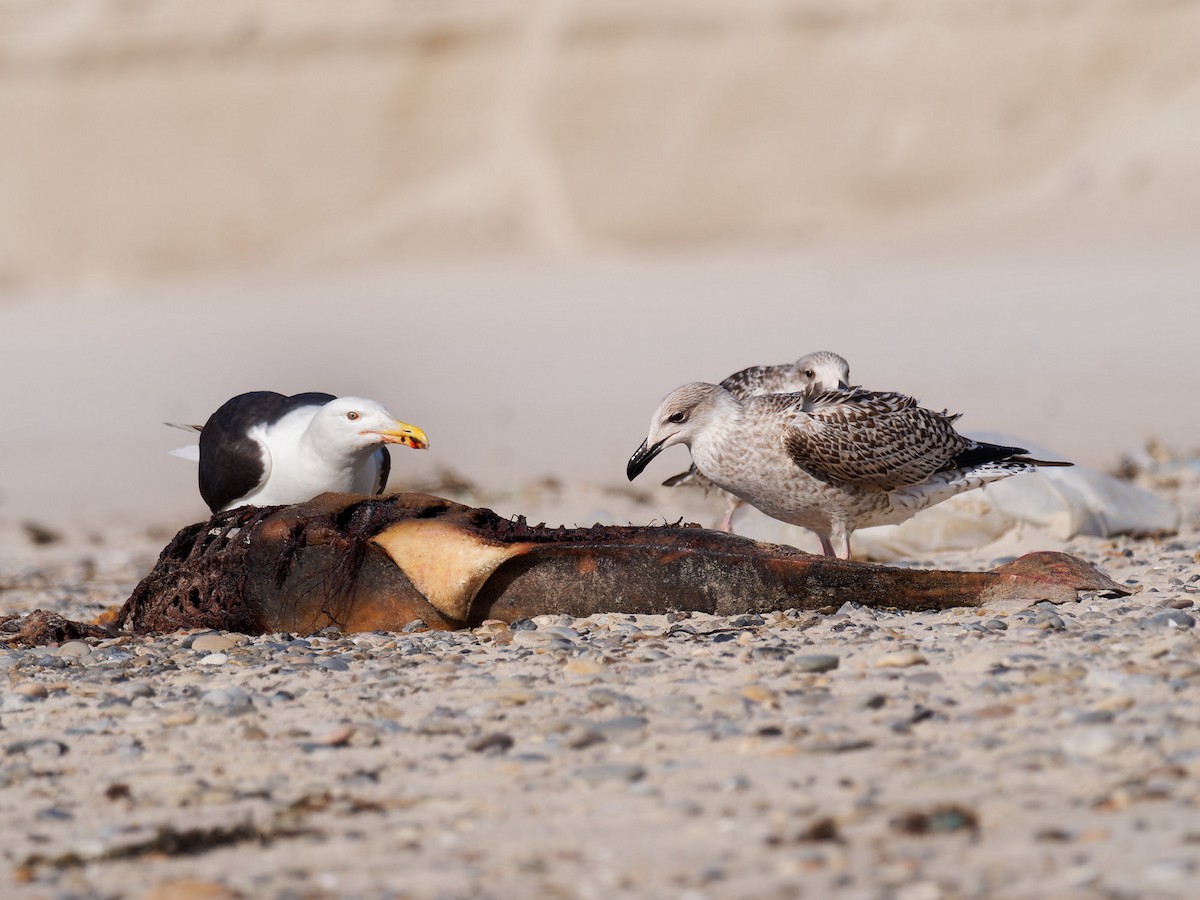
[
  {"left": 720, "top": 364, "right": 800, "bottom": 400},
  {"left": 767, "top": 388, "right": 972, "bottom": 490}
]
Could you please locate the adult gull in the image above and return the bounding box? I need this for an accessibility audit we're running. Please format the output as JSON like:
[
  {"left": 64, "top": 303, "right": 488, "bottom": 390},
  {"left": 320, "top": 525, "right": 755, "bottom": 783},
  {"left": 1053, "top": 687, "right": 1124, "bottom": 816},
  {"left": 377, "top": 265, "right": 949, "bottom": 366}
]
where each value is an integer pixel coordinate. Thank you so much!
[{"left": 173, "top": 392, "right": 428, "bottom": 513}]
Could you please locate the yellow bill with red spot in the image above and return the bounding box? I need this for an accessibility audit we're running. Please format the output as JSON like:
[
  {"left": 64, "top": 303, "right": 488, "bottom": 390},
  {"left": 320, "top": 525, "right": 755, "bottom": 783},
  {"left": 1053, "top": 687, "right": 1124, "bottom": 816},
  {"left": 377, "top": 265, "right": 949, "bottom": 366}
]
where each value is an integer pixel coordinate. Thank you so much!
[{"left": 367, "top": 420, "right": 428, "bottom": 450}]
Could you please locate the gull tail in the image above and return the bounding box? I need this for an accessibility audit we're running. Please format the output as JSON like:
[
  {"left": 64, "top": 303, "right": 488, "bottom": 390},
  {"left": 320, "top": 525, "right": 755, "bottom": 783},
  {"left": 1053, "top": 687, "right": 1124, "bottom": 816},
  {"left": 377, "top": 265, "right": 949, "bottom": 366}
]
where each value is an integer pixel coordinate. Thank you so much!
[{"left": 168, "top": 445, "right": 201, "bottom": 462}]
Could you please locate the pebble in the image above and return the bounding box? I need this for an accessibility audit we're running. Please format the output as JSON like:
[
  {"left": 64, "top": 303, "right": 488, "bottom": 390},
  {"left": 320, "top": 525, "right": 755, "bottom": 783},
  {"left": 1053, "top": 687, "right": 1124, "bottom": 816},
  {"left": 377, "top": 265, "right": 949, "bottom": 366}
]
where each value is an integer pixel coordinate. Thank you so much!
[
  {"left": 563, "top": 726, "right": 607, "bottom": 750},
  {"left": 13, "top": 682, "right": 48, "bottom": 700},
  {"left": 199, "top": 652, "right": 229, "bottom": 666},
  {"left": 563, "top": 659, "right": 608, "bottom": 679},
  {"left": 792, "top": 654, "right": 839, "bottom": 673},
  {"left": 118, "top": 681, "right": 155, "bottom": 699},
  {"left": 1061, "top": 727, "right": 1122, "bottom": 758},
  {"left": 201, "top": 687, "right": 252, "bottom": 711},
  {"left": 303, "top": 724, "right": 357, "bottom": 749},
  {"left": 191, "top": 634, "right": 237, "bottom": 653},
  {"left": 1143, "top": 610, "right": 1195, "bottom": 629},
  {"left": 57, "top": 640, "right": 93, "bottom": 659},
  {"left": 512, "top": 630, "right": 575, "bottom": 650},
  {"left": 573, "top": 763, "right": 646, "bottom": 786},
  {"left": 876, "top": 651, "right": 928, "bottom": 669},
  {"left": 1167, "top": 660, "right": 1200, "bottom": 680},
  {"left": 465, "top": 732, "right": 514, "bottom": 754}
]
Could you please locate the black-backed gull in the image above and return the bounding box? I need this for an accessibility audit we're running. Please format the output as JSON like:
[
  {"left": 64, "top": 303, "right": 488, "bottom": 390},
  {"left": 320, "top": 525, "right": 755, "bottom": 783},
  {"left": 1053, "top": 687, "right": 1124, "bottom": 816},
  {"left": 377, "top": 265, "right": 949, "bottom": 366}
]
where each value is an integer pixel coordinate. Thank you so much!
[{"left": 173, "top": 392, "right": 428, "bottom": 513}]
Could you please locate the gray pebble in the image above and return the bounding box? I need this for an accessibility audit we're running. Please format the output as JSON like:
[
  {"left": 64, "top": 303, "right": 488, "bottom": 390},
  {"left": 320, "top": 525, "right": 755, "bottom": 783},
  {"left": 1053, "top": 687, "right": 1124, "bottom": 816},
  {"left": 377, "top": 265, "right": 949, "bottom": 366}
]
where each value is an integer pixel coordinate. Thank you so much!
[
  {"left": 730, "top": 614, "right": 764, "bottom": 627},
  {"left": 466, "top": 732, "right": 514, "bottom": 754},
  {"left": 573, "top": 763, "right": 646, "bottom": 785},
  {"left": 751, "top": 646, "right": 790, "bottom": 661},
  {"left": 57, "top": 640, "right": 93, "bottom": 659},
  {"left": 201, "top": 687, "right": 252, "bottom": 711},
  {"left": 119, "top": 682, "right": 155, "bottom": 699},
  {"left": 1143, "top": 610, "right": 1195, "bottom": 629},
  {"left": 191, "top": 633, "right": 237, "bottom": 653},
  {"left": 793, "top": 654, "right": 839, "bottom": 673},
  {"left": 563, "top": 726, "right": 607, "bottom": 750}
]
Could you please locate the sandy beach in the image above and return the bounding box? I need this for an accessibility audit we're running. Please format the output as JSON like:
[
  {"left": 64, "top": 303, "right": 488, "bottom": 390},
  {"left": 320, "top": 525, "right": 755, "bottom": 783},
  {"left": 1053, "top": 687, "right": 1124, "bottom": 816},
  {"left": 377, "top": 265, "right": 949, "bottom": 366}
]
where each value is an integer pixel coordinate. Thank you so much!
[{"left": 5, "top": 2, "right": 1200, "bottom": 897}]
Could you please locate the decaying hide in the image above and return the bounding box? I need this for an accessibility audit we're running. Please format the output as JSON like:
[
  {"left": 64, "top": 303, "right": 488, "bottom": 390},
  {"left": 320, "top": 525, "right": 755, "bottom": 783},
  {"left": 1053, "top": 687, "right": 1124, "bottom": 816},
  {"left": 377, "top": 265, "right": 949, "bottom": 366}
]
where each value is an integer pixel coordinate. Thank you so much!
[{"left": 115, "top": 493, "right": 1127, "bottom": 636}]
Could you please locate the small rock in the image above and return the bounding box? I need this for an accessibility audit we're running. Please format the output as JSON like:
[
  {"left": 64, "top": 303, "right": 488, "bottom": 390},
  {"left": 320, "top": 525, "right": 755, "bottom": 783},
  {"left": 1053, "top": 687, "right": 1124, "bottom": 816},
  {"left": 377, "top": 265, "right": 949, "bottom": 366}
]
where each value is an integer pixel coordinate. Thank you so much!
[
  {"left": 563, "top": 726, "right": 607, "bottom": 750},
  {"left": 466, "top": 732, "right": 514, "bottom": 754},
  {"left": 1144, "top": 610, "right": 1195, "bottom": 630},
  {"left": 730, "top": 614, "right": 764, "bottom": 627},
  {"left": 563, "top": 659, "right": 608, "bottom": 679},
  {"left": 1061, "top": 727, "right": 1122, "bottom": 758},
  {"left": 573, "top": 763, "right": 646, "bottom": 785},
  {"left": 793, "top": 654, "right": 839, "bottom": 673},
  {"left": 57, "top": 641, "right": 93, "bottom": 659},
  {"left": 119, "top": 682, "right": 155, "bottom": 700},
  {"left": 741, "top": 684, "right": 780, "bottom": 707},
  {"left": 191, "top": 634, "right": 236, "bottom": 653},
  {"left": 513, "top": 630, "right": 574, "bottom": 648},
  {"left": 750, "top": 646, "right": 790, "bottom": 662},
  {"left": 199, "top": 653, "right": 229, "bottom": 666},
  {"left": 1144, "top": 858, "right": 1196, "bottom": 883},
  {"left": 594, "top": 716, "right": 649, "bottom": 740},
  {"left": 1167, "top": 660, "right": 1200, "bottom": 680},
  {"left": 1092, "top": 695, "right": 1135, "bottom": 713},
  {"left": 304, "top": 724, "right": 356, "bottom": 749},
  {"left": 201, "top": 687, "right": 251, "bottom": 711},
  {"left": 13, "top": 682, "right": 48, "bottom": 700},
  {"left": 143, "top": 879, "right": 241, "bottom": 900},
  {"left": 876, "top": 651, "right": 928, "bottom": 669}
]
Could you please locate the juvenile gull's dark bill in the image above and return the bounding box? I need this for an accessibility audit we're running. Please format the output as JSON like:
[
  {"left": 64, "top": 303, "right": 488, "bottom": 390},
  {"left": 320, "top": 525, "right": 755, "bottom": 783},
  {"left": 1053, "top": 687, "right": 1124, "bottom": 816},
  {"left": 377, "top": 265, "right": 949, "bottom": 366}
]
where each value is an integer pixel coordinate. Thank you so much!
[
  {"left": 175, "top": 392, "right": 428, "bottom": 513},
  {"left": 663, "top": 351, "right": 851, "bottom": 532},
  {"left": 629, "top": 382, "right": 1070, "bottom": 559}
]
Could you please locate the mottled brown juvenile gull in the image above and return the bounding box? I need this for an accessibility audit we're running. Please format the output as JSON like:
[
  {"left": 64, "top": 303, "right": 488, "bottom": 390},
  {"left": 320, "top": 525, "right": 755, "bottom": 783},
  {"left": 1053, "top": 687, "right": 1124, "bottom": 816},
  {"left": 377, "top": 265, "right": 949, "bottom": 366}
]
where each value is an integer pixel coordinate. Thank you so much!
[
  {"left": 627, "top": 382, "right": 1070, "bottom": 559},
  {"left": 663, "top": 351, "right": 851, "bottom": 532},
  {"left": 172, "top": 392, "right": 429, "bottom": 513}
]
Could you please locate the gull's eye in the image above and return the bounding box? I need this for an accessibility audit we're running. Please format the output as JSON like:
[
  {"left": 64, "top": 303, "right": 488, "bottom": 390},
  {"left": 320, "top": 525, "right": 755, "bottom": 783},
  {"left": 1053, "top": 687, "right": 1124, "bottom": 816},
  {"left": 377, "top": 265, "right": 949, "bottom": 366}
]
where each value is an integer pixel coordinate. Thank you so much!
[
  {"left": 347, "top": 411, "right": 360, "bottom": 421},
  {"left": 668, "top": 411, "right": 687, "bottom": 424},
  {"left": 804, "top": 369, "right": 815, "bottom": 379}
]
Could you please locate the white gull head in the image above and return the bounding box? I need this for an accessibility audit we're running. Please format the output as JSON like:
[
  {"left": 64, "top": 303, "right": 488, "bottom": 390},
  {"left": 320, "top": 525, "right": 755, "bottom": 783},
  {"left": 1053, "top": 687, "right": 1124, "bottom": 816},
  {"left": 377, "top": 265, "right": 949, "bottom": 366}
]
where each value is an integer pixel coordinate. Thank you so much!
[
  {"left": 794, "top": 351, "right": 851, "bottom": 391},
  {"left": 627, "top": 382, "right": 737, "bottom": 481},
  {"left": 306, "top": 396, "right": 429, "bottom": 461}
]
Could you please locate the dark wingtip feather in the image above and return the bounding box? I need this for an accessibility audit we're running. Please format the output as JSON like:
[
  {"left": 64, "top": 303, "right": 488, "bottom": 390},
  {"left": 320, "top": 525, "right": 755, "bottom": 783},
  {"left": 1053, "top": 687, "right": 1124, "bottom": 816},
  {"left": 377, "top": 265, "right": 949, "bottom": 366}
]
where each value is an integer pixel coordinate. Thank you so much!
[{"left": 1011, "top": 456, "right": 1074, "bottom": 467}]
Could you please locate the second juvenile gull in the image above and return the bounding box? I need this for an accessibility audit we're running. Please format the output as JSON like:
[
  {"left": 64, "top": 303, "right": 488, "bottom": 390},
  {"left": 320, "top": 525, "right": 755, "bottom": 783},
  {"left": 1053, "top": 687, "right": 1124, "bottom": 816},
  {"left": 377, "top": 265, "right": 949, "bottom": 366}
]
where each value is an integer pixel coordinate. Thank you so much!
[
  {"left": 627, "top": 382, "right": 1070, "bottom": 559},
  {"left": 663, "top": 351, "right": 851, "bottom": 532}
]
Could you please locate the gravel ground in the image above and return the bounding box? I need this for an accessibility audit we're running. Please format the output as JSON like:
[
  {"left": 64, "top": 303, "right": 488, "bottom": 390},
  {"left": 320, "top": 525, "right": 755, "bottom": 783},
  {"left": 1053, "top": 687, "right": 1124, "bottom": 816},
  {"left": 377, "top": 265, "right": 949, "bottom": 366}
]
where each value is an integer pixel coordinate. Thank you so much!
[{"left": 1, "top": 465, "right": 1198, "bottom": 900}]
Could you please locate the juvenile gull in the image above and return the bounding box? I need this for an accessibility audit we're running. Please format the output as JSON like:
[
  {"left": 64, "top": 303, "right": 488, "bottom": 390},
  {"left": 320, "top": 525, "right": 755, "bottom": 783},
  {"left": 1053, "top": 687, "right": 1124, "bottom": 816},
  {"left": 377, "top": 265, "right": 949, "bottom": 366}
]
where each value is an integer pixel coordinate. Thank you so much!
[
  {"left": 663, "top": 351, "right": 851, "bottom": 532},
  {"left": 627, "top": 382, "right": 1070, "bottom": 559},
  {"left": 178, "top": 392, "right": 428, "bottom": 513}
]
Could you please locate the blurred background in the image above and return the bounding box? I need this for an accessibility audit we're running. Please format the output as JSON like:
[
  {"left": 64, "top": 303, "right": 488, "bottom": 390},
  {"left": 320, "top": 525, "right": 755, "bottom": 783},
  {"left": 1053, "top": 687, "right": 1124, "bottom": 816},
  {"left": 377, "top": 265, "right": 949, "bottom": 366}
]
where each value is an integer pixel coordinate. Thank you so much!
[{"left": 2, "top": 0, "right": 1198, "bottom": 528}]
